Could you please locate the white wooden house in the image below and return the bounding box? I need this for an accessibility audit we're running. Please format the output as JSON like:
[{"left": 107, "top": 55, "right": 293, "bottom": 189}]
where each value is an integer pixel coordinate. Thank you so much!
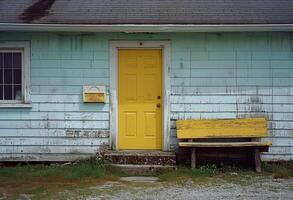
[{"left": 0, "top": 0, "right": 292, "bottom": 161}]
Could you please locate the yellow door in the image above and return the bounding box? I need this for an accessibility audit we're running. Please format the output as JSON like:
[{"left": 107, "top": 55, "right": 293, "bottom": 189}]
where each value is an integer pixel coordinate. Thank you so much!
[{"left": 118, "top": 49, "right": 162, "bottom": 150}]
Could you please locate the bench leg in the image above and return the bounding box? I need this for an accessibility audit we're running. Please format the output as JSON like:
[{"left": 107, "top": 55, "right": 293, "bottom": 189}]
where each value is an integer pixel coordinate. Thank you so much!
[
  {"left": 191, "top": 148, "right": 196, "bottom": 169},
  {"left": 253, "top": 147, "right": 261, "bottom": 173}
]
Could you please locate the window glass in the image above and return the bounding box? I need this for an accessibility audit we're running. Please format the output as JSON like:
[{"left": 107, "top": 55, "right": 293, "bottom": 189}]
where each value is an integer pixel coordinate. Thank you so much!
[{"left": 0, "top": 52, "right": 22, "bottom": 101}]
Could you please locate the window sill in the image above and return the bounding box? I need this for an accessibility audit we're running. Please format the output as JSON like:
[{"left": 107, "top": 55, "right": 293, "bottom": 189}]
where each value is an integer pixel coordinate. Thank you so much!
[{"left": 0, "top": 103, "right": 32, "bottom": 108}]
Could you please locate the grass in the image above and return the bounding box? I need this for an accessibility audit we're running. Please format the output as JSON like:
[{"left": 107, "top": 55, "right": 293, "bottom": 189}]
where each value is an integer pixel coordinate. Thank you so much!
[
  {"left": 0, "top": 158, "right": 125, "bottom": 199},
  {"left": 0, "top": 159, "right": 292, "bottom": 199},
  {"left": 1, "top": 160, "right": 291, "bottom": 182},
  {"left": 158, "top": 164, "right": 217, "bottom": 182},
  {"left": 157, "top": 161, "right": 293, "bottom": 184},
  {"left": 0, "top": 159, "right": 108, "bottom": 181},
  {"left": 262, "top": 160, "right": 293, "bottom": 179}
]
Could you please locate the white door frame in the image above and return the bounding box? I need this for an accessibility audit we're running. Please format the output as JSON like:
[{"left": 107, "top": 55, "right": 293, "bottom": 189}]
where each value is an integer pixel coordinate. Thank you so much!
[{"left": 109, "top": 40, "right": 171, "bottom": 151}]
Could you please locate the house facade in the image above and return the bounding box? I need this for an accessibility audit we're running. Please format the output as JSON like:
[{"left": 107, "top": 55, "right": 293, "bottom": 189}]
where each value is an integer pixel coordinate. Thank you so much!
[{"left": 0, "top": 0, "right": 293, "bottom": 161}]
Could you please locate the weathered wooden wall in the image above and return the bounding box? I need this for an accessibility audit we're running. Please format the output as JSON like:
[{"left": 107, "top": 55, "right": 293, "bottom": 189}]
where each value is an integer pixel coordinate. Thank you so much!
[
  {"left": 0, "top": 32, "right": 292, "bottom": 161},
  {"left": 0, "top": 33, "right": 110, "bottom": 161},
  {"left": 169, "top": 32, "right": 293, "bottom": 161}
]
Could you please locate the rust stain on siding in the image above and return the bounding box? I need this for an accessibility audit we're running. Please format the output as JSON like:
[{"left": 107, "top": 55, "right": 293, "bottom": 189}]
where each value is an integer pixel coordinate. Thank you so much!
[{"left": 19, "top": 0, "right": 55, "bottom": 22}]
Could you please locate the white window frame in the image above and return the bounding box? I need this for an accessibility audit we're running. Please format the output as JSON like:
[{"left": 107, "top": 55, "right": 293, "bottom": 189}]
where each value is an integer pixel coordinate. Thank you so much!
[
  {"left": 0, "top": 41, "right": 31, "bottom": 108},
  {"left": 109, "top": 41, "right": 171, "bottom": 151}
]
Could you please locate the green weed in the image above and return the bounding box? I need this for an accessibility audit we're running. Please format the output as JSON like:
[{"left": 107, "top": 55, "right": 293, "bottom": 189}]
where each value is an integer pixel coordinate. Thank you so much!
[
  {"left": 158, "top": 164, "right": 217, "bottom": 182},
  {"left": 0, "top": 158, "right": 110, "bottom": 181},
  {"left": 263, "top": 161, "right": 293, "bottom": 179}
]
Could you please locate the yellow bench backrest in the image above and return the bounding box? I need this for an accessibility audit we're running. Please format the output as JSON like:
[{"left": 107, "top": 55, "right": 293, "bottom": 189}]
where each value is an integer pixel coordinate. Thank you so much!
[{"left": 176, "top": 118, "right": 267, "bottom": 139}]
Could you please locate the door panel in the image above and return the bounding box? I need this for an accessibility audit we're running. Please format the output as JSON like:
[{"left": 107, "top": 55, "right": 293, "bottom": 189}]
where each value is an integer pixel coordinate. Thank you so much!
[
  {"left": 125, "top": 112, "right": 137, "bottom": 137},
  {"left": 144, "top": 112, "right": 156, "bottom": 137},
  {"left": 118, "top": 49, "right": 162, "bottom": 149}
]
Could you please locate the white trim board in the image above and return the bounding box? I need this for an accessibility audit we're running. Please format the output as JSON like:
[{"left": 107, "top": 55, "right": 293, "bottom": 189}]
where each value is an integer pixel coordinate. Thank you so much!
[
  {"left": 109, "top": 41, "right": 171, "bottom": 151},
  {"left": 1, "top": 23, "right": 293, "bottom": 32},
  {"left": 0, "top": 41, "right": 31, "bottom": 107}
]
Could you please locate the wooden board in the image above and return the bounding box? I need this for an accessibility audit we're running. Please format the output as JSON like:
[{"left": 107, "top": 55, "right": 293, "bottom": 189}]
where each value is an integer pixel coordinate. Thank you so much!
[
  {"left": 178, "top": 141, "right": 272, "bottom": 147},
  {"left": 177, "top": 118, "right": 267, "bottom": 139}
]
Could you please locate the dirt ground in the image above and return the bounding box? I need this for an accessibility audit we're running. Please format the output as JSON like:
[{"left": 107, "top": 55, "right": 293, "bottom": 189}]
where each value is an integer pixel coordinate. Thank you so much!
[
  {"left": 81, "top": 176, "right": 293, "bottom": 200},
  {"left": 0, "top": 165, "right": 292, "bottom": 200},
  {"left": 9, "top": 175, "right": 289, "bottom": 200}
]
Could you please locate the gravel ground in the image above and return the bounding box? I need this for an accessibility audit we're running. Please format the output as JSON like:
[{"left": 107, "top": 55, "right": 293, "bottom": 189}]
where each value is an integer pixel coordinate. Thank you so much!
[{"left": 81, "top": 176, "right": 293, "bottom": 200}]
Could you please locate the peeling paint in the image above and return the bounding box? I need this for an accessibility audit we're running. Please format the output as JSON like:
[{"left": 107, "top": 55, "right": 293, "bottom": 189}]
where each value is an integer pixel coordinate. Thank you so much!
[
  {"left": 65, "top": 129, "right": 109, "bottom": 138},
  {"left": 249, "top": 96, "right": 263, "bottom": 104},
  {"left": 0, "top": 32, "right": 292, "bottom": 161}
]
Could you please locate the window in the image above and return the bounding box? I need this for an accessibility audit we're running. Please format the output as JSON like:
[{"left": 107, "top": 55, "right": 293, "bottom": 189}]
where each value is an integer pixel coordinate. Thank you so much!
[
  {"left": 0, "top": 41, "right": 31, "bottom": 107},
  {"left": 0, "top": 51, "right": 23, "bottom": 101}
]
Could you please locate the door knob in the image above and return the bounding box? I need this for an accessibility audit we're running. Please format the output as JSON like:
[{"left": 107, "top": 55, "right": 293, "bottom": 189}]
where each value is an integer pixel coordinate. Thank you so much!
[{"left": 156, "top": 103, "right": 161, "bottom": 108}]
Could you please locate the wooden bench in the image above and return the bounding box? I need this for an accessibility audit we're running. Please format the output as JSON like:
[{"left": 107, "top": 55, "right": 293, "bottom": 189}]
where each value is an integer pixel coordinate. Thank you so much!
[{"left": 176, "top": 118, "right": 272, "bottom": 172}]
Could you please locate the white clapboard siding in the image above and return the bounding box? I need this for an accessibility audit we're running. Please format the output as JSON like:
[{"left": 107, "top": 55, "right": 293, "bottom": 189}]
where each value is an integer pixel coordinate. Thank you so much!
[
  {"left": 31, "top": 77, "right": 109, "bottom": 86},
  {"left": 31, "top": 68, "right": 109, "bottom": 78},
  {"left": 169, "top": 32, "right": 293, "bottom": 161},
  {"left": 31, "top": 95, "right": 110, "bottom": 103},
  {"left": 0, "top": 129, "right": 109, "bottom": 138},
  {"left": 0, "top": 154, "right": 94, "bottom": 162},
  {"left": 0, "top": 146, "right": 101, "bottom": 154},
  {"left": 0, "top": 32, "right": 111, "bottom": 161},
  {"left": 0, "top": 138, "right": 108, "bottom": 146},
  {"left": 0, "top": 32, "right": 292, "bottom": 161},
  {"left": 0, "top": 112, "right": 109, "bottom": 120},
  {"left": 0, "top": 120, "right": 109, "bottom": 129},
  {"left": 269, "top": 130, "right": 293, "bottom": 137},
  {"left": 262, "top": 154, "right": 293, "bottom": 161}
]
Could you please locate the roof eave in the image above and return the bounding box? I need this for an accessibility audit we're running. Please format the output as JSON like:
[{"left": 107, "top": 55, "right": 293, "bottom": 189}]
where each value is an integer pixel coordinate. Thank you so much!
[{"left": 1, "top": 23, "right": 293, "bottom": 32}]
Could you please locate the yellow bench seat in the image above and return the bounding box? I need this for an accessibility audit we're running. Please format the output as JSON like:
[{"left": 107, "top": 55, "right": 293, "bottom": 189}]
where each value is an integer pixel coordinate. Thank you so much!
[
  {"left": 177, "top": 118, "right": 267, "bottom": 139},
  {"left": 179, "top": 141, "right": 272, "bottom": 148}
]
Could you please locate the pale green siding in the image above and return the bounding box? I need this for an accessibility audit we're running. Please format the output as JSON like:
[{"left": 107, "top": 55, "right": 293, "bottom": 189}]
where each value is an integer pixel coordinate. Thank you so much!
[
  {"left": 170, "top": 32, "right": 293, "bottom": 161},
  {"left": 0, "top": 32, "right": 292, "bottom": 161}
]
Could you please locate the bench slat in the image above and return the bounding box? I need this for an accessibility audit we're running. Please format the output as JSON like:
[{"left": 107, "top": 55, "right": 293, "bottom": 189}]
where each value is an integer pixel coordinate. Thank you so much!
[
  {"left": 179, "top": 141, "right": 272, "bottom": 148},
  {"left": 177, "top": 118, "right": 267, "bottom": 139}
]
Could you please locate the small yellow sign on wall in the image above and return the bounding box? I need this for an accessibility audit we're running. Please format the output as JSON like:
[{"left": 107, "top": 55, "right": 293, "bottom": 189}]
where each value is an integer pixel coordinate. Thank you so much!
[{"left": 83, "top": 86, "right": 106, "bottom": 103}]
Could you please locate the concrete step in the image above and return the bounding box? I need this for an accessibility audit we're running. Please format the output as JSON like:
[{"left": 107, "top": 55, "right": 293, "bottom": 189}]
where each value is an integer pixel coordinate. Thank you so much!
[{"left": 103, "top": 150, "right": 176, "bottom": 166}]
